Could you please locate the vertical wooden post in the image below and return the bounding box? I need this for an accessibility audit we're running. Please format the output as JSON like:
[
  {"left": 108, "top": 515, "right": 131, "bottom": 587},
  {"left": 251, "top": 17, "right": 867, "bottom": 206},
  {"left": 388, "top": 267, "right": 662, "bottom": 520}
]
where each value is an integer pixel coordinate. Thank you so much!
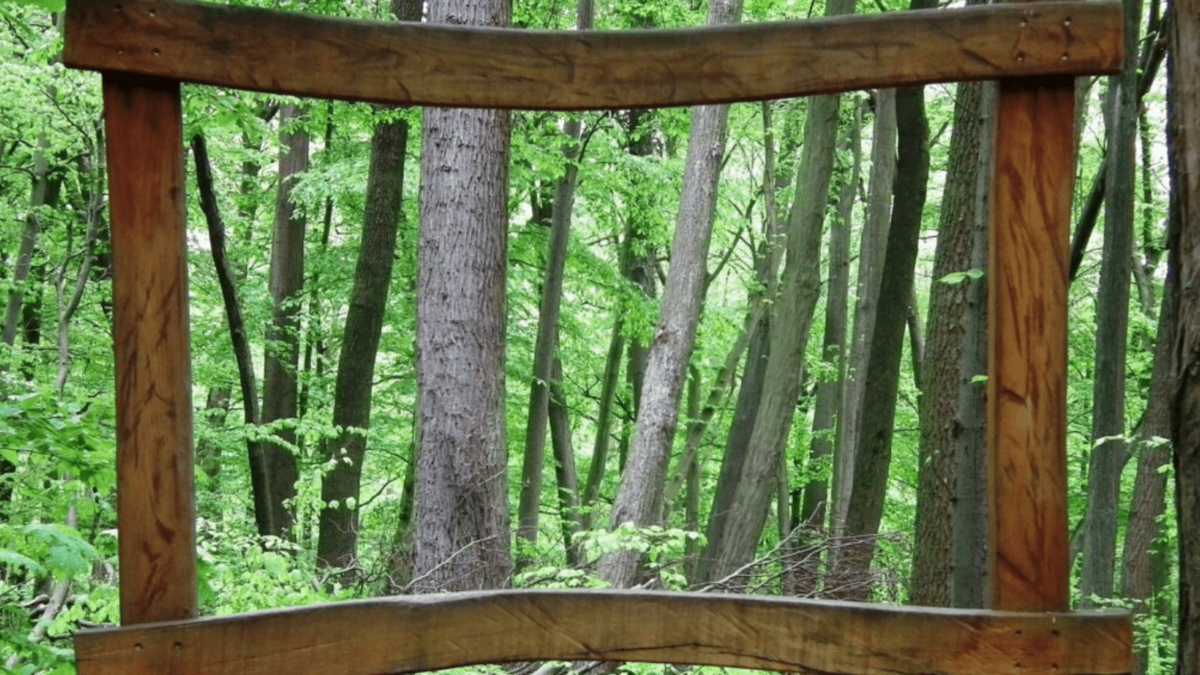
[
  {"left": 102, "top": 73, "right": 198, "bottom": 625},
  {"left": 987, "top": 74, "right": 1075, "bottom": 612}
]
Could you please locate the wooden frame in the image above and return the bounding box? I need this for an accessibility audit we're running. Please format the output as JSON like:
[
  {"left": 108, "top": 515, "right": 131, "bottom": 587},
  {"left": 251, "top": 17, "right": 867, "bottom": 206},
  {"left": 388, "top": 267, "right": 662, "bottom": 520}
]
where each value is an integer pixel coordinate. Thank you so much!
[{"left": 64, "top": 0, "right": 1131, "bottom": 672}]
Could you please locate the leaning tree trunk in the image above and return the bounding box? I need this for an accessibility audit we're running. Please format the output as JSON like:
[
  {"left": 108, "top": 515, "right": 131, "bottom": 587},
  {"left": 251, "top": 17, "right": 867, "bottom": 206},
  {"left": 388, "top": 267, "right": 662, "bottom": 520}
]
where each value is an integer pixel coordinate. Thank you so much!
[
  {"left": 516, "top": 0, "right": 594, "bottom": 557},
  {"left": 318, "top": 0, "right": 416, "bottom": 577},
  {"left": 912, "top": 64, "right": 987, "bottom": 608},
  {"left": 1080, "top": 0, "right": 1142, "bottom": 606},
  {"left": 1167, "top": 2, "right": 1200, "bottom": 670},
  {"left": 414, "top": 0, "right": 513, "bottom": 593},
  {"left": 837, "top": 0, "right": 934, "bottom": 598},
  {"left": 696, "top": 100, "right": 783, "bottom": 585},
  {"left": 597, "top": 0, "right": 744, "bottom": 589},
  {"left": 700, "top": 0, "right": 854, "bottom": 583},
  {"left": 254, "top": 103, "right": 308, "bottom": 540}
]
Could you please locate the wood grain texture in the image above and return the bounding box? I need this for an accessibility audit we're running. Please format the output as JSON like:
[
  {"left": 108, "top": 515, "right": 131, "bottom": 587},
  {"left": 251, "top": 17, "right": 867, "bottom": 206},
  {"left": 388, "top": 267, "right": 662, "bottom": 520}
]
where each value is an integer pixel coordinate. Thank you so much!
[
  {"left": 103, "top": 73, "right": 197, "bottom": 625},
  {"left": 74, "top": 590, "right": 1130, "bottom": 675},
  {"left": 65, "top": 0, "right": 1122, "bottom": 110},
  {"left": 986, "top": 75, "right": 1075, "bottom": 613}
]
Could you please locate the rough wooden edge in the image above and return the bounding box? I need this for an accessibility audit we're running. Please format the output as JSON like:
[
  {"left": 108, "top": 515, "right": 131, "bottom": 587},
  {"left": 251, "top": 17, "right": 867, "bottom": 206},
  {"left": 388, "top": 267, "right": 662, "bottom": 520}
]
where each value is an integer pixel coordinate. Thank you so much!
[
  {"left": 74, "top": 590, "right": 1131, "bottom": 675},
  {"left": 65, "top": 0, "right": 1123, "bottom": 109},
  {"left": 102, "top": 72, "right": 197, "bottom": 625}
]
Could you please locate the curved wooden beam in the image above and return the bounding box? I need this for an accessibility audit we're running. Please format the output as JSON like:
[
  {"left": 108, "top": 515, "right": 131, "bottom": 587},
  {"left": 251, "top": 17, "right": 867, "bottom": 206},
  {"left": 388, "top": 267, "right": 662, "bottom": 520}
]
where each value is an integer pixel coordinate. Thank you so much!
[
  {"left": 64, "top": 0, "right": 1122, "bottom": 109},
  {"left": 74, "top": 590, "right": 1130, "bottom": 675}
]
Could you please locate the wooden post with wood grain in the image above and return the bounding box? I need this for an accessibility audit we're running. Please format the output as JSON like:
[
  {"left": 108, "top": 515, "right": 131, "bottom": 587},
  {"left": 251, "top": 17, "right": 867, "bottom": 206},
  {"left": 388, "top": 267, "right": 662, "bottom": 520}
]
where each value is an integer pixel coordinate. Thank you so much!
[{"left": 64, "top": 0, "right": 1131, "bottom": 672}]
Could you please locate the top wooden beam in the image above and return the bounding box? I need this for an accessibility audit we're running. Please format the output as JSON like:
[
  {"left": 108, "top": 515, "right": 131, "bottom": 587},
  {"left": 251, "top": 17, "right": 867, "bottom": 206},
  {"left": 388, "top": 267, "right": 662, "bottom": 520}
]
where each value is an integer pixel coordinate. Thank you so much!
[{"left": 64, "top": 0, "right": 1122, "bottom": 110}]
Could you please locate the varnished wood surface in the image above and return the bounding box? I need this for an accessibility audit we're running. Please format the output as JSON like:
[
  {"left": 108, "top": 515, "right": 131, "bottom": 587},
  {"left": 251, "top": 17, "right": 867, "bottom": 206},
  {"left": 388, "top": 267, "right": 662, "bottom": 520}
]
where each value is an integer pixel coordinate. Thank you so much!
[
  {"left": 74, "top": 590, "right": 1130, "bottom": 675},
  {"left": 987, "top": 75, "right": 1075, "bottom": 612},
  {"left": 103, "top": 73, "right": 197, "bottom": 624},
  {"left": 65, "top": 0, "right": 1122, "bottom": 109}
]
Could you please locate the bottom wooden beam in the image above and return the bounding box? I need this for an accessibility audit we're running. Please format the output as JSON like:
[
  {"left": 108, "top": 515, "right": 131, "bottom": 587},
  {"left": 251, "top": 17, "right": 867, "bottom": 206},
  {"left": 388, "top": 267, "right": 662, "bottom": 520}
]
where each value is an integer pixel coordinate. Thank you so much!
[{"left": 74, "top": 590, "right": 1130, "bottom": 675}]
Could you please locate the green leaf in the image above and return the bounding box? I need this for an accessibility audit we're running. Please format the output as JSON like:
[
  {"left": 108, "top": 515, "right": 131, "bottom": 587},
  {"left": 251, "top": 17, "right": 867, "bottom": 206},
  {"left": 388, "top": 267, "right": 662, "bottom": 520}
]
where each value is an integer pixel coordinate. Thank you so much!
[
  {"left": 0, "top": 547, "right": 45, "bottom": 575},
  {"left": 938, "top": 268, "right": 985, "bottom": 285},
  {"left": 2, "top": 0, "right": 65, "bottom": 13}
]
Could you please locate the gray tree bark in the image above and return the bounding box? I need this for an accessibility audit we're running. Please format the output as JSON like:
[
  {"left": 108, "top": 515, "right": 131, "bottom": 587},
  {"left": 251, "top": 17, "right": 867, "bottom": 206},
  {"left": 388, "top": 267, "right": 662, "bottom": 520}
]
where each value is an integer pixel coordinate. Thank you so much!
[
  {"left": 317, "top": 0, "right": 415, "bottom": 575},
  {"left": 951, "top": 81, "right": 994, "bottom": 610},
  {"left": 597, "top": 0, "right": 744, "bottom": 589},
  {"left": 833, "top": 89, "right": 896, "bottom": 536},
  {"left": 414, "top": 0, "right": 513, "bottom": 593},
  {"left": 800, "top": 99, "right": 861, "bottom": 536},
  {"left": 700, "top": 0, "right": 855, "bottom": 584},
  {"left": 254, "top": 103, "right": 308, "bottom": 539},
  {"left": 1080, "top": 0, "right": 1143, "bottom": 606},
  {"left": 516, "top": 0, "right": 594, "bottom": 555},
  {"left": 696, "top": 100, "right": 783, "bottom": 585},
  {"left": 1167, "top": 2, "right": 1200, "bottom": 668},
  {"left": 912, "top": 71, "right": 986, "bottom": 608},
  {"left": 837, "top": 0, "right": 934, "bottom": 597}
]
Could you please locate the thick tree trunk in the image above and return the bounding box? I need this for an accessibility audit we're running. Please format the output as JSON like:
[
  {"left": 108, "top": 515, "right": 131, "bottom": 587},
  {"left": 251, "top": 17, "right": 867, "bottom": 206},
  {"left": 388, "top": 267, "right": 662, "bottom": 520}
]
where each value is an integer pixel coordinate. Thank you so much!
[
  {"left": 833, "top": 89, "right": 896, "bottom": 536},
  {"left": 838, "top": 0, "right": 934, "bottom": 597},
  {"left": 1080, "top": 0, "right": 1142, "bottom": 606},
  {"left": 414, "top": 0, "right": 513, "bottom": 593},
  {"left": 598, "top": 0, "right": 743, "bottom": 589},
  {"left": 317, "top": 101, "right": 410, "bottom": 577},
  {"left": 254, "top": 103, "right": 308, "bottom": 539},
  {"left": 1167, "top": 1, "right": 1200, "bottom": 669},
  {"left": 951, "top": 82, "right": 994, "bottom": 610},
  {"left": 912, "top": 72, "right": 986, "bottom": 608},
  {"left": 1121, "top": 282, "right": 1173, "bottom": 675}
]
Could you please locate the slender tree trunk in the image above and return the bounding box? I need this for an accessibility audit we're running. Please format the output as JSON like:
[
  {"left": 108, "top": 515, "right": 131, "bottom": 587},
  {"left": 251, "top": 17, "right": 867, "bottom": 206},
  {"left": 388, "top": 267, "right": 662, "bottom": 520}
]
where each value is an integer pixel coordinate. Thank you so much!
[
  {"left": 317, "top": 34, "right": 413, "bottom": 577},
  {"left": 255, "top": 104, "right": 308, "bottom": 539},
  {"left": 912, "top": 69, "right": 986, "bottom": 608},
  {"left": 697, "top": 100, "right": 784, "bottom": 584},
  {"left": 582, "top": 319, "right": 624, "bottom": 528},
  {"left": 414, "top": 0, "right": 513, "bottom": 593},
  {"left": 548, "top": 356, "right": 583, "bottom": 566},
  {"left": 662, "top": 324, "right": 748, "bottom": 509},
  {"left": 1167, "top": 3, "right": 1200, "bottom": 669},
  {"left": 790, "top": 102, "right": 861, "bottom": 596},
  {"left": 191, "top": 133, "right": 263, "bottom": 525},
  {"left": 516, "top": 0, "right": 593, "bottom": 554},
  {"left": 838, "top": 0, "right": 934, "bottom": 597},
  {"left": 1080, "top": 0, "right": 1143, "bottom": 606},
  {"left": 623, "top": 110, "right": 659, "bottom": 424},
  {"left": 598, "top": 0, "right": 744, "bottom": 589},
  {"left": 834, "top": 89, "right": 896, "bottom": 536},
  {"left": 2, "top": 131, "right": 50, "bottom": 351},
  {"left": 799, "top": 98, "right": 861, "bottom": 536}
]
